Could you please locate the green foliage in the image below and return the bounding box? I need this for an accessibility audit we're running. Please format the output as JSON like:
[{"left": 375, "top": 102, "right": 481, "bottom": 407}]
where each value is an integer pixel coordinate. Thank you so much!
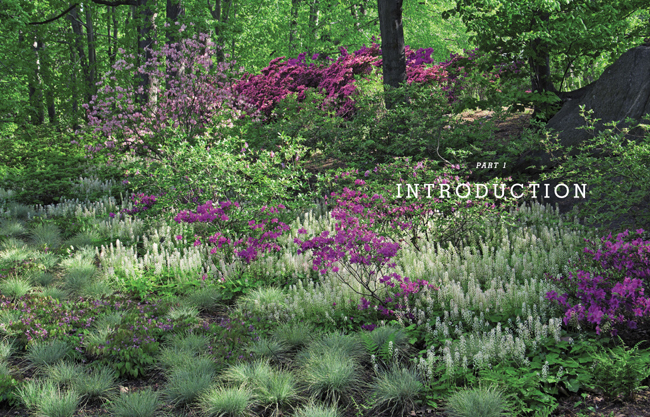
[
  {"left": 299, "top": 349, "right": 363, "bottom": 404},
  {"left": 478, "top": 363, "right": 558, "bottom": 416},
  {"left": 445, "top": 0, "right": 647, "bottom": 96},
  {"left": 541, "top": 108, "right": 650, "bottom": 231},
  {"left": 164, "top": 364, "right": 216, "bottom": 406},
  {"left": 588, "top": 339, "right": 650, "bottom": 400},
  {"left": 72, "top": 365, "right": 117, "bottom": 401}
]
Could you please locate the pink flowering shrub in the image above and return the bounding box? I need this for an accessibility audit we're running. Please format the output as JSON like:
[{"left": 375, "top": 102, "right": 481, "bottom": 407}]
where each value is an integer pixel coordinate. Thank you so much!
[
  {"left": 546, "top": 229, "right": 650, "bottom": 336},
  {"left": 81, "top": 31, "right": 254, "bottom": 155},
  {"left": 234, "top": 42, "right": 525, "bottom": 122}
]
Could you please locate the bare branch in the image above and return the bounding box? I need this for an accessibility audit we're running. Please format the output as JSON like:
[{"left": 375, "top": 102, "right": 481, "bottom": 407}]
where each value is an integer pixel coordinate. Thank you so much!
[{"left": 29, "top": 3, "right": 79, "bottom": 25}]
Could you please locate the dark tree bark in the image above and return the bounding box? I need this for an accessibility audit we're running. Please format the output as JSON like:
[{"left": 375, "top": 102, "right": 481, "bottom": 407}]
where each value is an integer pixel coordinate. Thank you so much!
[
  {"left": 68, "top": 7, "right": 91, "bottom": 103},
  {"left": 85, "top": 3, "right": 98, "bottom": 97},
  {"left": 136, "top": 0, "right": 155, "bottom": 104},
  {"left": 207, "top": 0, "right": 233, "bottom": 63},
  {"left": 528, "top": 11, "right": 558, "bottom": 120},
  {"left": 377, "top": 0, "right": 406, "bottom": 109},
  {"left": 289, "top": 0, "right": 301, "bottom": 52},
  {"left": 166, "top": 0, "right": 185, "bottom": 88}
]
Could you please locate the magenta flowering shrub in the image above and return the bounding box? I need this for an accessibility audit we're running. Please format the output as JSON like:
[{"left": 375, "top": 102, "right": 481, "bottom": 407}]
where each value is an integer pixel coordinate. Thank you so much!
[
  {"left": 235, "top": 42, "right": 525, "bottom": 121},
  {"left": 546, "top": 229, "right": 650, "bottom": 336},
  {"left": 294, "top": 184, "right": 438, "bottom": 320},
  {"left": 174, "top": 201, "right": 290, "bottom": 264},
  {"left": 81, "top": 31, "right": 253, "bottom": 154}
]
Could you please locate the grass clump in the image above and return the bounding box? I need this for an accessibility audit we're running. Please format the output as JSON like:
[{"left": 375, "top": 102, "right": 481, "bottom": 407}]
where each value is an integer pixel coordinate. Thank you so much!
[
  {"left": 163, "top": 364, "right": 216, "bottom": 406},
  {"left": 32, "top": 272, "right": 55, "bottom": 287},
  {"left": 109, "top": 388, "right": 160, "bottom": 417},
  {"left": 73, "top": 365, "right": 117, "bottom": 401},
  {"left": 292, "top": 402, "right": 342, "bottom": 417},
  {"left": 0, "top": 219, "right": 26, "bottom": 237},
  {"left": 63, "top": 266, "right": 96, "bottom": 294},
  {"left": 45, "top": 361, "right": 84, "bottom": 388},
  {"left": 247, "top": 336, "right": 289, "bottom": 361},
  {"left": 371, "top": 367, "right": 423, "bottom": 416},
  {"left": 30, "top": 223, "right": 62, "bottom": 250},
  {"left": 300, "top": 349, "right": 362, "bottom": 404},
  {"left": 297, "top": 332, "right": 365, "bottom": 364},
  {"left": 181, "top": 286, "right": 223, "bottom": 313},
  {"left": 272, "top": 322, "right": 317, "bottom": 350},
  {"left": 41, "top": 287, "right": 68, "bottom": 301},
  {"left": 445, "top": 385, "right": 510, "bottom": 417},
  {"left": 36, "top": 386, "right": 80, "bottom": 417},
  {"left": 0, "top": 277, "right": 32, "bottom": 299},
  {"left": 199, "top": 385, "right": 256, "bottom": 417},
  {"left": 25, "top": 340, "right": 72, "bottom": 369}
]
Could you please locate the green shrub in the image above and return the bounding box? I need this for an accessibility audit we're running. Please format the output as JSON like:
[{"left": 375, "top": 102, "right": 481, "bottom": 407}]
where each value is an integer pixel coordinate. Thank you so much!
[{"left": 541, "top": 107, "right": 650, "bottom": 231}]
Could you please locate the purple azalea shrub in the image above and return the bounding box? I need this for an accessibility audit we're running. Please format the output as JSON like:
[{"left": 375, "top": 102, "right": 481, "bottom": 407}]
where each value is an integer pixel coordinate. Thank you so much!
[
  {"left": 546, "top": 229, "right": 650, "bottom": 336},
  {"left": 174, "top": 201, "right": 290, "bottom": 264}
]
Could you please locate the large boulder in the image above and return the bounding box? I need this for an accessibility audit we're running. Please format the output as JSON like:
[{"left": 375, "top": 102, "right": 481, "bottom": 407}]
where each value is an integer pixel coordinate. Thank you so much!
[{"left": 534, "top": 44, "right": 650, "bottom": 168}]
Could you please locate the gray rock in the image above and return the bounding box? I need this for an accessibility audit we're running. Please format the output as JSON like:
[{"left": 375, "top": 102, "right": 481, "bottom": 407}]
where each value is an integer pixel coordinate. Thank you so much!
[{"left": 532, "top": 45, "right": 650, "bottom": 168}]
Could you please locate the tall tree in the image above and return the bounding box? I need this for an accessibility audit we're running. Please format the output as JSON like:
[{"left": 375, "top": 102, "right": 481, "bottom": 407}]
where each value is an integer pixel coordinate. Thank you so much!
[
  {"left": 207, "top": 0, "right": 233, "bottom": 63},
  {"left": 377, "top": 0, "right": 406, "bottom": 109}
]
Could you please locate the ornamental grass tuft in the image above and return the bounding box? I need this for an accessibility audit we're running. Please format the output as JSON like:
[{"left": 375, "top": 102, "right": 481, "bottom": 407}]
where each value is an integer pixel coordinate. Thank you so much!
[
  {"left": 109, "top": 388, "right": 160, "bottom": 417},
  {"left": 371, "top": 367, "right": 423, "bottom": 416},
  {"left": 445, "top": 385, "right": 510, "bottom": 417},
  {"left": 199, "top": 385, "right": 256, "bottom": 417}
]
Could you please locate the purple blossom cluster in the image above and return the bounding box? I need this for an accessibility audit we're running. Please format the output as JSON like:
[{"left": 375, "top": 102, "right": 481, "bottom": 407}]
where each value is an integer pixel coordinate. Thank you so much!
[
  {"left": 546, "top": 229, "right": 650, "bottom": 336},
  {"left": 294, "top": 185, "right": 437, "bottom": 319},
  {"left": 121, "top": 193, "right": 158, "bottom": 215},
  {"left": 174, "top": 202, "right": 290, "bottom": 264}
]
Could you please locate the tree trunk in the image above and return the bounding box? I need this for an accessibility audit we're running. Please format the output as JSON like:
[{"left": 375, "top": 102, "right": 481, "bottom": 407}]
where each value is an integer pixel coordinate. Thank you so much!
[
  {"left": 137, "top": 0, "right": 156, "bottom": 105},
  {"left": 85, "top": 3, "right": 97, "bottom": 97},
  {"left": 166, "top": 0, "right": 185, "bottom": 87},
  {"left": 309, "top": 0, "right": 319, "bottom": 37},
  {"left": 28, "top": 34, "right": 46, "bottom": 125},
  {"left": 289, "top": 0, "right": 301, "bottom": 52},
  {"left": 207, "top": 0, "right": 231, "bottom": 63},
  {"left": 529, "top": 11, "right": 557, "bottom": 120},
  {"left": 68, "top": 7, "right": 91, "bottom": 103},
  {"left": 377, "top": 0, "right": 406, "bottom": 109}
]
